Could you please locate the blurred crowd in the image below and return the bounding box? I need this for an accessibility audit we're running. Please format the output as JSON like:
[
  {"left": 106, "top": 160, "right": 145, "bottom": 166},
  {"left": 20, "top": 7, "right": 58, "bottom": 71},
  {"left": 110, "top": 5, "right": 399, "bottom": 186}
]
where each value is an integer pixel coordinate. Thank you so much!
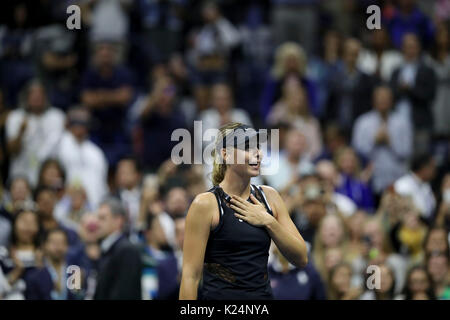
[{"left": 0, "top": 0, "right": 450, "bottom": 300}]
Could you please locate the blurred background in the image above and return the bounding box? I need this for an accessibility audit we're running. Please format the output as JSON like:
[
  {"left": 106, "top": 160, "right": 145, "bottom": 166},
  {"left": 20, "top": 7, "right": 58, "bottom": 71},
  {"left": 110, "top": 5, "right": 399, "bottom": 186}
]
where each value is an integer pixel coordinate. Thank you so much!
[{"left": 0, "top": 0, "right": 449, "bottom": 300}]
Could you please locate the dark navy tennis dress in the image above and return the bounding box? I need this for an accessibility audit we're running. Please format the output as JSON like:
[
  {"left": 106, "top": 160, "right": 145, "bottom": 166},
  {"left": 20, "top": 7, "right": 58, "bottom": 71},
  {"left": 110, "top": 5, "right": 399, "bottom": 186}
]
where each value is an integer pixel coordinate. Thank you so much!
[{"left": 199, "top": 184, "right": 274, "bottom": 300}]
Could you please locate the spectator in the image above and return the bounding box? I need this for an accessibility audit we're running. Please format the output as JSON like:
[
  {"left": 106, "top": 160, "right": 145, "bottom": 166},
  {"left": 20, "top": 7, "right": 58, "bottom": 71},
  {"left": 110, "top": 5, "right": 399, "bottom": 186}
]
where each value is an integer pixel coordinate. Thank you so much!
[
  {"left": 270, "top": 0, "right": 319, "bottom": 54},
  {"left": 358, "top": 28, "right": 403, "bottom": 82},
  {"left": 334, "top": 147, "right": 375, "bottom": 212},
  {"left": 423, "top": 227, "right": 450, "bottom": 257},
  {"left": 157, "top": 216, "right": 185, "bottom": 300},
  {"left": 55, "top": 107, "right": 109, "bottom": 208},
  {"left": 26, "top": 228, "right": 80, "bottom": 300},
  {"left": 37, "top": 159, "right": 66, "bottom": 200},
  {"left": 268, "top": 245, "right": 326, "bottom": 300},
  {"left": 6, "top": 80, "right": 65, "bottom": 186},
  {"left": 261, "top": 42, "right": 318, "bottom": 120},
  {"left": 136, "top": 75, "right": 186, "bottom": 171},
  {"left": 267, "top": 76, "right": 323, "bottom": 159},
  {"left": 426, "top": 251, "right": 450, "bottom": 299},
  {"left": 114, "top": 157, "right": 142, "bottom": 234},
  {"left": 394, "top": 154, "right": 437, "bottom": 223},
  {"left": 425, "top": 22, "right": 450, "bottom": 137},
  {"left": 34, "top": 185, "right": 79, "bottom": 250},
  {"left": 386, "top": 0, "right": 435, "bottom": 49},
  {"left": 324, "top": 38, "right": 375, "bottom": 137},
  {"left": 141, "top": 213, "right": 171, "bottom": 300},
  {"left": 54, "top": 183, "right": 91, "bottom": 232},
  {"left": 359, "top": 263, "right": 397, "bottom": 300},
  {"left": 352, "top": 85, "right": 413, "bottom": 197},
  {"left": 0, "top": 90, "right": 10, "bottom": 187},
  {"left": 81, "top": 42, "right": 134, "bottom": 166},
  {"left": 327, "top": 262, "right": 362, "bottom": 300},
  {"left": 0, "top": 176, "right": 33, "bottom": 247},
  {"left": 399, "top": 265, "right": 436, "bottom": 299},
  {"left": 189, "top": 1, "right": 241, "bottom": 111},
  {"left": 0, "top": 210, "right": 42, "bottom": 300},
  {"left": 94, "top": 198, "right": 142, "bottom": 300},
  {"left": 265, "top": 127, "right": 314, "bottom": 191},
  {"left": 390, "top": 33, "right": 437, "bottom": 154},
  {"left": 316, "top": 160, "right": 357, "bottom": 217}
]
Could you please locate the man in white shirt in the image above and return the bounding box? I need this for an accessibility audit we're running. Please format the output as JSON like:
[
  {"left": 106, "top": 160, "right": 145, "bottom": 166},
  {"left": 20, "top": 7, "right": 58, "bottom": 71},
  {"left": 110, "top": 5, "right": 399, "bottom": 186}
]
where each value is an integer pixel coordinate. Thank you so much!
[
  {"left": 55, "top": 107, "right": 108, "bottom": 208},
  {"left": 394, "top": 154, "right": 437, "bottom": 223},
  {"left": 6, "top": 80, "right": 65, "bottom": 186}
]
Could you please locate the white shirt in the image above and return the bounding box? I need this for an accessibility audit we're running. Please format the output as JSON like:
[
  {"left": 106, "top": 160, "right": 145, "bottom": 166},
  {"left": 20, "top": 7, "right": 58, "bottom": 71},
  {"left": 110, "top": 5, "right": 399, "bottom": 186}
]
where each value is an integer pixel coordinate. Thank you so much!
[
  {"left": 358, "top": 49, "right": 403, "bottom": 82},
  {"left": 394, "top": 172, "right": 436, "bottom": 220},
  {"left": 55, "top": 131, "right": 108, "bottom": 208},
  {"left": 6, "top": 107, "right": 65, "bottom": 186}
]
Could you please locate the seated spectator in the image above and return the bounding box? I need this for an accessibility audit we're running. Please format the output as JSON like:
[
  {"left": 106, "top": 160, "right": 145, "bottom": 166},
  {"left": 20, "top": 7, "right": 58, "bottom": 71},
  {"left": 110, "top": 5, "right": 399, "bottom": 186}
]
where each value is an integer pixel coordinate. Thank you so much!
[
  {"left": 423, "top": 227, "right": 449, "bottom": 258},
  {"left": 267, "top": 76, "right": 323, "bottom": 159},
  {"left": 426, "top": 250, "right": 450, "bottom": 299},
  {"left": 324, "top": 38, "right": 375, "bottom": 137},
  {"left": 312, "top": 214, "right": 350, "bottom": 283},
  {"left": 269, "top": 246, "right": 326, "bottom": 300},
  {"left": 0, "top": 210, "right": 42, "bottom": 300},
  {"left": 156, "top": 216, "right": 186, "bottom": 300},
  {"left": 34, "top": 186, "right": 80, "bottom": 252},
  {"left": 55, "top": 107, "right": 109, "bottom": 208},
  {"left": 0, "top": 176, "right": 33, "bottom": 247},
  {"left": 326, "top": 262, "right": 362, "bottom": 300},
  {"left": 113, "top": 156, "right": 142, "bottom": 234},
  {"left": 26, "top": 228, "right": 81, "bottom": 300},
  {"left": 386, "top": 0, "right": 435, "bottom": 49},
  {"left": 81, "top": 42, "right": 134, "bottom": 167},
  {"left": 261, "top": 42, "right": 317, "bottom": 120},
  {"left": 94, "top": 198, "right": 142, "bottom": 300},
  {"left": 54, "top": 183, "right": 91, "bottom": 232},
  {"left": 37, "top": 159, "right": 66, "bottom": 200},
  {"left": 352, "top": 217, "right": 408, "bottom": 294},
  {"left": 352, "top": 85, "right": 412, "bottom": 197},
  {"left": 6, "top": 80, "right": 65, "bottom": 186},
  {"left": 390, "top": 33, "right": 437, "bottom": 154},
  {"left": 334, "top": 147, "right": 375, "bottom": 212},
  {"left": 359, "top": 263, "right": 397, "bottom": 300},
  {"left": 346, "top": 210, "right": 369, "bottom": 261},
  {"left": 358, "top": 28, "right": 403, "bottom": 82},
  {"left": 394, "top": 154, "right": 437, "bottom": 224},
  {"left": 390, "top": 203, "right": 428, "bottom": 264},
  {"left": 398, "top": 265, "right": 436, "bottom": 300}
]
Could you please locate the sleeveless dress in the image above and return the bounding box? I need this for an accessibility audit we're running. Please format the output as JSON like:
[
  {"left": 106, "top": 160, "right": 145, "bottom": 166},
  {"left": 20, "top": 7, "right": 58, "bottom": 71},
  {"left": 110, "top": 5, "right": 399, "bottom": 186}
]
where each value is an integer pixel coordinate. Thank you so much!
[{"left": 199, "top": 184, "right": 274, "bottom": 300}]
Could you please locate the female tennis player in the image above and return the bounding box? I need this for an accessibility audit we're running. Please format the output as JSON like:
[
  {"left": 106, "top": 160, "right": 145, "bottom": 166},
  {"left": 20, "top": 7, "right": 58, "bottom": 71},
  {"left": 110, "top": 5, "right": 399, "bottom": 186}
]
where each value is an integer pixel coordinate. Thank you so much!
[{"left": 179, "top": 122, "right": 308, "bottom": 300}]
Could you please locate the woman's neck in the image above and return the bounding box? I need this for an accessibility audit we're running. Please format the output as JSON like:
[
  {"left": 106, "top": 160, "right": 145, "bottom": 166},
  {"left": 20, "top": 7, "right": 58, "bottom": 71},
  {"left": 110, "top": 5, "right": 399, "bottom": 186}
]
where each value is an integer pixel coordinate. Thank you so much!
[{"left": 219, "top": 170, "right": 251, "bottom": 199}]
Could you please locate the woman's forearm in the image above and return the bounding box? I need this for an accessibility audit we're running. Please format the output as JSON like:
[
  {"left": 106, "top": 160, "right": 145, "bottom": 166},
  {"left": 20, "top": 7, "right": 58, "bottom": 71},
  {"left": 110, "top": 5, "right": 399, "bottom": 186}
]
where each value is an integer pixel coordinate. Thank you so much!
[
  {"left": 265, "top": 217, "right": 308, "bottom": 268},
  {"left": 179, "top": 275, "right": 201, "bottom": 300}
]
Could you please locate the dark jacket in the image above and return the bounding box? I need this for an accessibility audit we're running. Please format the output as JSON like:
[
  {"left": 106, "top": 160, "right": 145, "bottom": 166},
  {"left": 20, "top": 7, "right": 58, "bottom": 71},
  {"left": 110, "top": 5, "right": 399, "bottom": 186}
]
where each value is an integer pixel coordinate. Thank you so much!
[
  {"left": 25, "top": 266, "right": 78, "bottom": 300},
  {"left": 390, "top": 61, "right": 437, "bottom": 130},
  {"left": 94, "top": 235, "right": 142, "bottom": 300}
]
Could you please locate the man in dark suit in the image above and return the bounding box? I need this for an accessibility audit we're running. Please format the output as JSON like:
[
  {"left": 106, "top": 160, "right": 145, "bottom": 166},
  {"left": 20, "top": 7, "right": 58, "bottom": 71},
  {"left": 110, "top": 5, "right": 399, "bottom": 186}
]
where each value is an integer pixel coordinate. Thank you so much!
[
  {"left": 390, "top": 33, "right": 437, "bottom": 154},
  {"left": 94, "top": 198, "right": 142, "bottom": 300}
]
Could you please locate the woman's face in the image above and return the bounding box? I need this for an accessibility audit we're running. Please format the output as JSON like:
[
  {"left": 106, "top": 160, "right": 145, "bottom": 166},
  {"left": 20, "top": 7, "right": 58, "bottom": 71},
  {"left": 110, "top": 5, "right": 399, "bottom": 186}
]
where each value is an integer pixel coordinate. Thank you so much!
[
  {"left": 426, "top": 229, "right": 448, "bottom": 254},
  {"left": 338, "top": 149, "right": 357, "bottom": 175},
  {"left": 225, "top": 146, "right": 262, "bottom": 179},
  {"left": 10, "top": 178, "right": 30, "bottom": 203},
  {"left": 427, "top": 255, "right": 448, "bottom": 283},
  {"left": 409, "top": 269, "right": 430, "bottom": 294},
  {"left": 14, "top": 211, "right": 39, "bottom": 245},
  {"left": 332, "top": 265, "right": 352, "bottom": 295},
  {"left": 349, "top": 211, "right": 366, "bottom": 239},
  {"left": 42, "top": 164, "right": 63, "bottom": 188},
  {"left": 320, "top": 215, "right": 344, "bottom": 248}
]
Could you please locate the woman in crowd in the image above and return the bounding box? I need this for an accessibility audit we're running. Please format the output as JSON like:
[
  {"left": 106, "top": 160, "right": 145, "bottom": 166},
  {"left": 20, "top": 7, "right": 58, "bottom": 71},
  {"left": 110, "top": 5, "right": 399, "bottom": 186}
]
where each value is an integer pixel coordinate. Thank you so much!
[{"left": 399, "top": 266, "right": 436, "bottom": 300}]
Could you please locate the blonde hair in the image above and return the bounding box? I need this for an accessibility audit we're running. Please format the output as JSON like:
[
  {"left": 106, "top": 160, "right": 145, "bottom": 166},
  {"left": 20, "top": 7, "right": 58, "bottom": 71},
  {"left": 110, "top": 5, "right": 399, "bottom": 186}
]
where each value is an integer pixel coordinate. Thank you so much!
[
  {"left": 211, "top": 122, "right": 243, "bottom": 186},
  {"left": 272, "top": 42, "right": 307, "bottom": 79}
]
